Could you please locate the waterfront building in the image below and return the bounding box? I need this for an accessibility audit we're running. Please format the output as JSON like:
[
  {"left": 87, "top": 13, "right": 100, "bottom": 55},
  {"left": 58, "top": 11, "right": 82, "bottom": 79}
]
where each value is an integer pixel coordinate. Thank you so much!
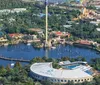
[
  {"left": 24, "top": 34, "right": 37, "bottom": 40},
  {"left": 0, "top": 37, "right": 8, "bottom": 42},
  {"left": 51, "top": 31, "right": 70, "bottom": 38},
  {"left": 74, "top": 39, "right": 98, "bottom": 47},
  {"left": 8, "top": 33, "right": 23, "bottom": 39},
  {"left": 75, "top": 40, "right": 92, "bottom": 45},
  {"left": 30, "top": 62, "right": 93, "bottom": 84}
]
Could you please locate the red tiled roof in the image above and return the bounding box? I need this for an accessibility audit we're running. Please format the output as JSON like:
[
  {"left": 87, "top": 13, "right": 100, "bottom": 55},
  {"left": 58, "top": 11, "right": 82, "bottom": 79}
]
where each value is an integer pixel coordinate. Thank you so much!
[
  {"left": 56, "top": 32, "right": 62, "bottom": 35},
  {"left": 8, "top": 33, "right": 21, "bottom": 37},
  {"left": 76, "top": 40, "right": 91, "bottom": 45}
]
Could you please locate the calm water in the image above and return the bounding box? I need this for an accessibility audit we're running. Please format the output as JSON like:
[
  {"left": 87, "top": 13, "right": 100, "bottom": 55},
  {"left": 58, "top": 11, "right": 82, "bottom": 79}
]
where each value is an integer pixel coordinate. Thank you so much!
[{"left": 0, "top": 43, "right": 100, "bottom": 66}]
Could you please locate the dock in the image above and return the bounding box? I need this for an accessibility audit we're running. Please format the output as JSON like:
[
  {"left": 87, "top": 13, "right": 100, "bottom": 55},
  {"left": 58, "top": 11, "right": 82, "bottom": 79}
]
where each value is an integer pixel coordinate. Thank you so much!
[{"left": 0, "top": 56, "right": 30, "bottom": 62}]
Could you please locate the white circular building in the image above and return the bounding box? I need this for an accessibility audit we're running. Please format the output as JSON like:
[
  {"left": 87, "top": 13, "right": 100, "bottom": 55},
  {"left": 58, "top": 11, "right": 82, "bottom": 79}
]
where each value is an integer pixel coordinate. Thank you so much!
[{"left": 30, "top": 62, "right": 93, "bottom": 84}]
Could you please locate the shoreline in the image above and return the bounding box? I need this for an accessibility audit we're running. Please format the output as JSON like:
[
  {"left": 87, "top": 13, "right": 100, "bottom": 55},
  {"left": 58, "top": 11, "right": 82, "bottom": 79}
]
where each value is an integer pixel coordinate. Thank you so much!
[
  {"left": 0, "top": 42, "right": 99, "bottom": 66},
  {"left": 0, "top": 40, "right": 100, "bottom": 53}
]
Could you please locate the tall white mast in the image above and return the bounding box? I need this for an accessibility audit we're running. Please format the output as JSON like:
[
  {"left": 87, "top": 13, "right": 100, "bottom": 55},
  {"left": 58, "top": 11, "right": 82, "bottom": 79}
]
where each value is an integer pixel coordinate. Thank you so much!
[{"left": 45, "top": 0, "right": 48, "bottom": 46}]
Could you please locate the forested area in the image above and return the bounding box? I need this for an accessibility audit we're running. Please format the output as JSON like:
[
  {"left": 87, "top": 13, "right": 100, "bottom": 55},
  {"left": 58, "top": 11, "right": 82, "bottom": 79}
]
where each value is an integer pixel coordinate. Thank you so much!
[
  {"left": 68, "top": 21, "right": 100, "bottom": 42},
  {"left": 0, "top": 3, "right": 81, "bottom": 33},
  {"left": 68, "top": 21, "right": 99, "bottom": 38},
  {"left": 0, "top": 0, "right": 31, "bottom": 9}
]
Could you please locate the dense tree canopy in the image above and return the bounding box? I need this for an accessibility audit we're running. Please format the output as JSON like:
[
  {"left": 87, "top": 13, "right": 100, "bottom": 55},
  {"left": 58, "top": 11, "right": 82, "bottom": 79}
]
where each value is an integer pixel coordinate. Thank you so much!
[
  {"left": 0, "top": 0, "right": 32, "bottom": 9},
  {"left": 66, "top": 20, "right": 100, "bottom": 42}
]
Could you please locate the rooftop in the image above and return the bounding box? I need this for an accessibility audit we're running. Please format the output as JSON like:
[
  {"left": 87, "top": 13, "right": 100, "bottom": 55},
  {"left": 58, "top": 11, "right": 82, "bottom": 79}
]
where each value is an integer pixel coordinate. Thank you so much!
[
  {"left": 28, "top": 28, "right": 43, "bottom": 32},
  {"left": 30, "top": 62, "right": 93, "bottom": 79},
  {"left": 59, "top": 61, "right": 87, "bottom": 66}
]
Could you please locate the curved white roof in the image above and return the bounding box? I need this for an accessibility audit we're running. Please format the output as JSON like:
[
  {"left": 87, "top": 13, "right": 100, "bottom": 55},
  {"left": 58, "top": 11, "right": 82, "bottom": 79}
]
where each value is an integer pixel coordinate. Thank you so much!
[{"left": 30, "top": 62, "right": 93, "bottom": 79}]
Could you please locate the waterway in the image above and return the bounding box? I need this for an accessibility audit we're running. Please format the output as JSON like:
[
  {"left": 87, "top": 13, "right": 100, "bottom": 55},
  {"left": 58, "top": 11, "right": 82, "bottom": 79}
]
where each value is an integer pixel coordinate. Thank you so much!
[{"left": 0, "top": 43, "right": 100, "bottom": 66}]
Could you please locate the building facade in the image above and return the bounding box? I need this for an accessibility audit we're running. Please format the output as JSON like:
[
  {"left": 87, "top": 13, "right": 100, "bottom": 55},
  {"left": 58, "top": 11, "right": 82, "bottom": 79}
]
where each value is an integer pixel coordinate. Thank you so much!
[{"left": 30, "top": 62, "right": 93, "bottom": 84}]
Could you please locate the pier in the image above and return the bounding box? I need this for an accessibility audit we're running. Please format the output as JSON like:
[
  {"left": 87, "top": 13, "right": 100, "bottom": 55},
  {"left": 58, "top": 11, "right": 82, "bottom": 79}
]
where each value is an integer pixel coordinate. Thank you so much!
[{"left": 0, "top": 56, "right": 30, "bottom": 62}]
